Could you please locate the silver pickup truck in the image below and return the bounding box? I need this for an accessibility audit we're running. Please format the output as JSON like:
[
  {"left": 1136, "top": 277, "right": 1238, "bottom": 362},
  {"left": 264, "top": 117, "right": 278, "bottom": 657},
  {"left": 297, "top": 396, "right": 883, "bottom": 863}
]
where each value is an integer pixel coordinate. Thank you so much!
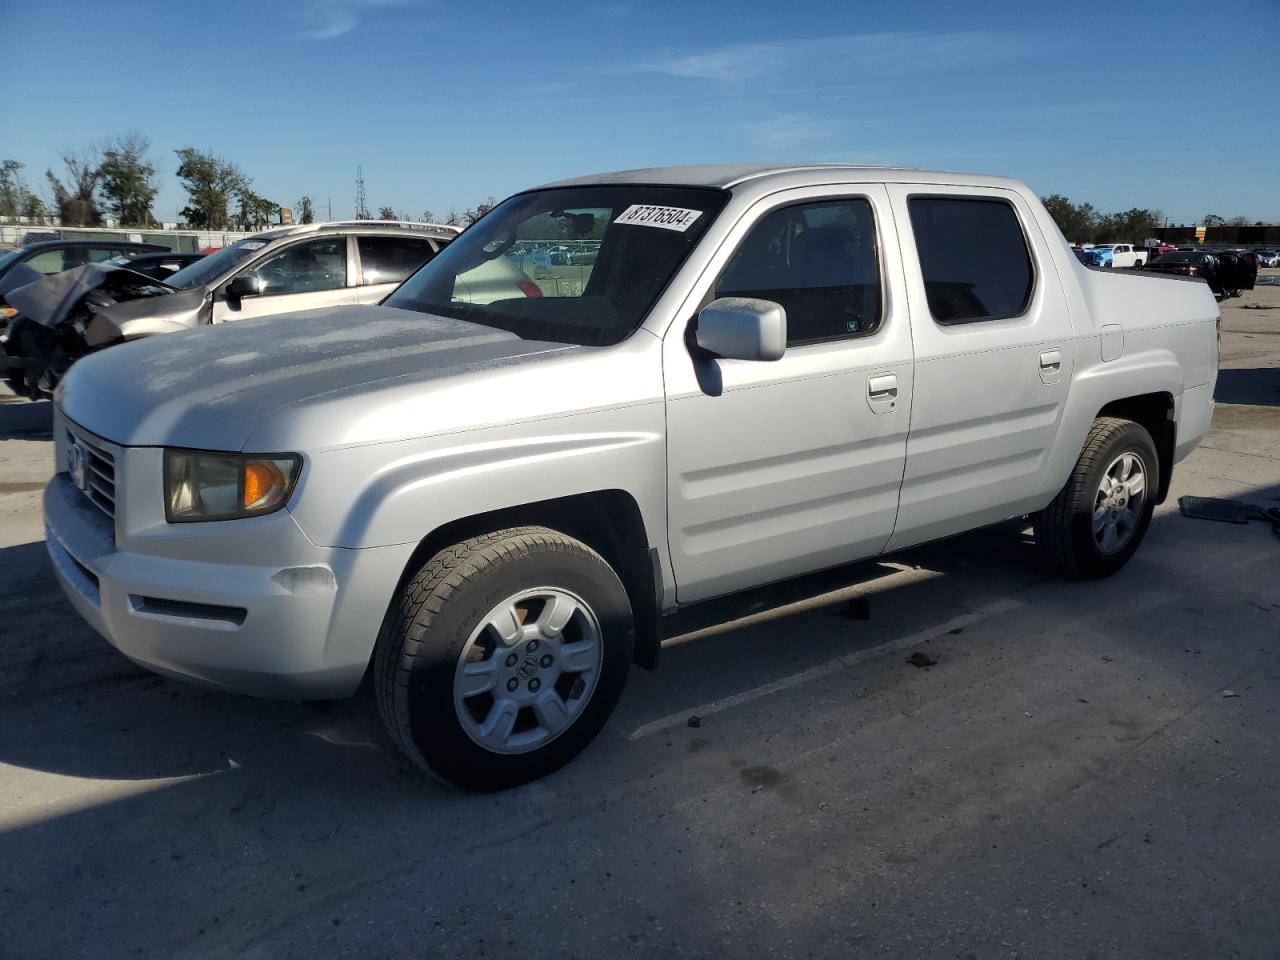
[{"left": 43, "top": 164, "right": 1218, "bottom": 789}]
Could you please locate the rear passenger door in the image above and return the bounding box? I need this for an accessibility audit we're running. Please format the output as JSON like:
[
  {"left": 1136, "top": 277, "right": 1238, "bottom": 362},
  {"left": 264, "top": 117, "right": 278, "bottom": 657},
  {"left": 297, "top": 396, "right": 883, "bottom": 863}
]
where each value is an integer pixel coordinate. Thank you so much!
[
  {"left": 884, "top": 186, "right": 1075, "bottom": 551},
  {"left": 664, "top": 186, "right": 914, "bottom": 603},
  {"left": 352, "top": 235, "right": 440, "bottom": 304}
]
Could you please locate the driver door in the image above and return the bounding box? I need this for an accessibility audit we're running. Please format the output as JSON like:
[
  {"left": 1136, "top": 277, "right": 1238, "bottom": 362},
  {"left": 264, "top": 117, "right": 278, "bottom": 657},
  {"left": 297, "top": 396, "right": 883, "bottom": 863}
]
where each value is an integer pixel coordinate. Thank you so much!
[
  {"left": 213, "top": 236, "right": 357, "bottom": 322},
  {"left": 663, "top": 185, "right": 913, "bottom": 603}
]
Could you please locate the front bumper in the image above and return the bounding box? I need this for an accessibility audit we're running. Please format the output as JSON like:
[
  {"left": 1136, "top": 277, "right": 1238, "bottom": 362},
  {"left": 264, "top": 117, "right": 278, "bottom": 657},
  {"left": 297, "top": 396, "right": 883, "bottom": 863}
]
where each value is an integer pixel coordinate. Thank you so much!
[{"left": 44, "top": 473, "right": 413, "bottom": 699}]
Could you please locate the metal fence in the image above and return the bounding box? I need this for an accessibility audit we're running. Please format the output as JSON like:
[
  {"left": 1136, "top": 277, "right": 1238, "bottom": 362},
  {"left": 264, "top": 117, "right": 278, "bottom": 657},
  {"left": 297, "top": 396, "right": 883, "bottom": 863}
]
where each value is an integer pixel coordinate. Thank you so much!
[{"left": 0, "top": 223, "right": 257, "bottom": 251}]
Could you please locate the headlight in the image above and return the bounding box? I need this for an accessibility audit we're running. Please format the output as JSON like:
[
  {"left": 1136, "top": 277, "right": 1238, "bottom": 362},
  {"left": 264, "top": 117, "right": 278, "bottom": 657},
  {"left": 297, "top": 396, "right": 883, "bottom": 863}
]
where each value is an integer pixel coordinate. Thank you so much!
[{"left": 164, "top": 450, "right": 302, "bottom": 523}]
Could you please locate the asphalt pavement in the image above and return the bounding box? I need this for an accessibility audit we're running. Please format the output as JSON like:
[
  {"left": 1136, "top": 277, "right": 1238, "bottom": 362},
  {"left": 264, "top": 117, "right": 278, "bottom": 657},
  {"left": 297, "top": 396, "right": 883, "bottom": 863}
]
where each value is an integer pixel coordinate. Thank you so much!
[{"left": 1, "top": 277, "right": 1278, "bottom": 959}]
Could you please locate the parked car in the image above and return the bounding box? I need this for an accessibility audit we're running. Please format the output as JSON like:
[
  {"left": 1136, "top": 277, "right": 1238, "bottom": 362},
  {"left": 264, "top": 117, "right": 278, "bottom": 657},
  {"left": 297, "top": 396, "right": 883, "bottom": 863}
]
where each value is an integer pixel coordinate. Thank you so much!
[
  {"left": 1145, "top": 250, "right": 1258, "bottom": 298},
  {"left": 0, "top": 239, "right": 169, "bottom": 288},
  {"left": 1251, "top": 249, "right": 1279, "bottom": 267},
  {"left": 2, "top": 264, "right": 175, "bottom": 397},
  {"left": 453, "top": 256, "right": 543, "bottom": 302},
  {"left": 1145, "top": 242, "right": 1178, "bottom": 259},
  {"left": 107, "top": 251, "right": 205, "bottom": 282},
  {"left": 1080, "top": 243, "right": 1147, "bottom": 269},
  {"left": 45, "top": 164, "right": 1217, "bottom": 789},
  {"left": 0, "top": 221, "right": 458, "bottom": 398}
]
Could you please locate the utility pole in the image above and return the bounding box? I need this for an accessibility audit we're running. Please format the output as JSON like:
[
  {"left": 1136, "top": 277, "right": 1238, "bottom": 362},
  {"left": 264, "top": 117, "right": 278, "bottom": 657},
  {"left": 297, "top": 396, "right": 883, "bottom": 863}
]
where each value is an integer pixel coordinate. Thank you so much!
[
  {"left": 354, "top": 166, "right": 368, "bottom": 220},
  {"left": 327, "top": 197, "right": 332, "bottom": 222}
]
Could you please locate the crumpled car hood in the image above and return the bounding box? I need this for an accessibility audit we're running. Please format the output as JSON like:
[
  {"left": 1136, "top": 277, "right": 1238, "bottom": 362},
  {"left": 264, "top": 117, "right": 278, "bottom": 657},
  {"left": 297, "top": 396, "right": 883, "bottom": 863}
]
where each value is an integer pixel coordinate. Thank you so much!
[
  {"left": 4, "top": 263, "right": 174, "bottom": 330},
  {"left": 0, "top": 262, "right": 42, "bottom": 301},
  {"left": 57, "top": 303, "right": 577, "bottom": 450}
]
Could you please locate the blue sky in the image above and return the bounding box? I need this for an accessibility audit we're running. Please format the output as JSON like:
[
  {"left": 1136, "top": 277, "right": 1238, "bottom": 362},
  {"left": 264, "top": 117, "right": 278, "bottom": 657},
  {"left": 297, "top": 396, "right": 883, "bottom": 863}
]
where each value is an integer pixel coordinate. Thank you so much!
[{"left": 6, "top": 0, "right": 1278, "bottom": 225}]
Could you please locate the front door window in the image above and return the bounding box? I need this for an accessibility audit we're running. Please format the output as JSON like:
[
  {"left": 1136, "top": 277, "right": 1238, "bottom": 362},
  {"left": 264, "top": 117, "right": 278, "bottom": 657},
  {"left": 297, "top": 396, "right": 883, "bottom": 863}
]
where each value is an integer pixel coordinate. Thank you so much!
[{"left": 238, "top": 238, "right": 347, "bottom": 296}]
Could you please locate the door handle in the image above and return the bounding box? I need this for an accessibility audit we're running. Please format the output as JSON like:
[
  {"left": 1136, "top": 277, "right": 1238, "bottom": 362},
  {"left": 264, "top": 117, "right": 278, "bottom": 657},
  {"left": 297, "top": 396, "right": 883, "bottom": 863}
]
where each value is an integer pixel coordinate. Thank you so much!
[
  {"left": 1039, "top": 349, "right": 1061, "bottom": 372},
  {"left": 867, "top": 373, "right": 898, "bottom": 399}
]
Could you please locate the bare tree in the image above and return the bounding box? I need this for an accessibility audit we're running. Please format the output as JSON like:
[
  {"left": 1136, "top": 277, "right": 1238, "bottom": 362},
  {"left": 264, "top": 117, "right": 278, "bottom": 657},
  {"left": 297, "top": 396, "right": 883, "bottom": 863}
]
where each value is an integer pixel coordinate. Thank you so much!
[
  {"left": 377, "top": 206, "right": 396, "bottom": 220},
  {"left": 297, "top": 196, "right": 315, "bottom": 224},
  {"left": 420, "top": 209, "right": 435, "bottom": 224},
  {"left": 462, "top": 197, "right": 498, "bottom": 226},
  {"left": 47, "top": 147, "right": 104, "bottom": 226}
]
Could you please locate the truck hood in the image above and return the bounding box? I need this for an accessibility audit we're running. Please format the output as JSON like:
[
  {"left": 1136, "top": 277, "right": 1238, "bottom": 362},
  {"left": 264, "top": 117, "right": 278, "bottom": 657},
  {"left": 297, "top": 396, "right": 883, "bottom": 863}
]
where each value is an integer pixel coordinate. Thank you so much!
[{"left": 57, "top": 304, "right": 576, "bottom": 449}]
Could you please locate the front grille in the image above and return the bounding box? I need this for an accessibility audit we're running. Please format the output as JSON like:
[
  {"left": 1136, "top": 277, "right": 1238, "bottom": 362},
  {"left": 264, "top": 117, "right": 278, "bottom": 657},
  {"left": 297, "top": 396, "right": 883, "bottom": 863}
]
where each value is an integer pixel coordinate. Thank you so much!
[{"left": 64, "top": 419, "right": 119, "bottom": 522}]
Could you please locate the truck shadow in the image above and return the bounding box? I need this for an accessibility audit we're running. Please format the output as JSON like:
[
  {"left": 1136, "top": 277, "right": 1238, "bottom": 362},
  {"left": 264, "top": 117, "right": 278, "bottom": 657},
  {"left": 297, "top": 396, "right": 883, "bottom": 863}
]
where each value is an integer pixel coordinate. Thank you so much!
[
  {"left": 1215, "top": 368, "right": 1280, "bottom": 407},
  {"left": 0, "top": 395, "right": 52, "bottom": 438},
  {"left": 1, "top": 478, "right": 1277, "bottom": 957},
  {"left": 0, "top": 521, "right": 1035, "bottom": 787}
]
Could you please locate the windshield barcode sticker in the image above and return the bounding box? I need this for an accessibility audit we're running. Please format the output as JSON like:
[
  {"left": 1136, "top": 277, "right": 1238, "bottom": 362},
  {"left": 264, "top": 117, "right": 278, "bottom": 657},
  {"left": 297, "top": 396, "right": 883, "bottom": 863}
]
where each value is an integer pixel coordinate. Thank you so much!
[{"left": 614, "top": 205, "right": 703, "bottom": 232}]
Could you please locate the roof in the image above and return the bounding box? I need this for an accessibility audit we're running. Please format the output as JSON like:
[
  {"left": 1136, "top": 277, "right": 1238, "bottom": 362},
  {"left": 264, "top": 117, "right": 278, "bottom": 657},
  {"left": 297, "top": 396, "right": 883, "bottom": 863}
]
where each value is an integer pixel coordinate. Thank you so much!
[
  {"left": 18, "top": 239, "right": 170, "bottom": 251},
  {"left": 254, "top": 220, "right": 461, "bottom": 241},
  {"left": 537, "top": 163, "right": 1022, "bottom": 191}
]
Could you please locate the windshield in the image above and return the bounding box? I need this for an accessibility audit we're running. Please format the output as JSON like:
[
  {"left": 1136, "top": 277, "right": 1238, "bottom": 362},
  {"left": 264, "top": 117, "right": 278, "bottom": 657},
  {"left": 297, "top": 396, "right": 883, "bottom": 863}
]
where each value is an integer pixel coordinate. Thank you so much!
[
  {"left": 385, "top": 185, "right": 727, "bottom": 346},
  {"left": 164, "top": 236, "right": 272, "bottom": 290}
]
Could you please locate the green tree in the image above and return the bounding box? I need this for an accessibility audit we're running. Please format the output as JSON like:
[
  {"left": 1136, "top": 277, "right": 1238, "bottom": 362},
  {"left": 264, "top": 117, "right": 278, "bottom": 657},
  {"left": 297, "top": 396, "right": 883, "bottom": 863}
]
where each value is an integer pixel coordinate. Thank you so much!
[
  {"left": 0, "top": 160, "right": 44, "bottom": 220},
  {"left": 1115, "top": 207, "right": 1163, "bottom": 243},
  {"left": 297, "top": 196, "right": 315, "bottom": 224},
  {"left": 233, "top": 186, "right": 277, "bottom": 230},
  {"left": 1203, "top": 214, "right": 1225, "bottom": 227},
  {"left": 99, "top": 132, "right": 158, "bottom": 226},
  {"left": 175, "top": 147, "right": 246, "bottom": 229},
  {"left": 1041, "top": 194, "right": 1098, "bottom": 243},
  {"left": 47, "top": 148, "right": 103, "bottom": 226}
]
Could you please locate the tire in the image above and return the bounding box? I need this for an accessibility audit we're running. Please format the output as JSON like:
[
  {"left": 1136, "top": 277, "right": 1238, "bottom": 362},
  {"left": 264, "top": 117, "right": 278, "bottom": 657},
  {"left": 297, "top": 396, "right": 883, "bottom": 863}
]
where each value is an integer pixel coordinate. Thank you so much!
[
  {"left": 1033, "top": 417, "right": 1159, "bottom": 580},
  {"left": 374, "top": 526, "right": 633, "bottom": 790}
]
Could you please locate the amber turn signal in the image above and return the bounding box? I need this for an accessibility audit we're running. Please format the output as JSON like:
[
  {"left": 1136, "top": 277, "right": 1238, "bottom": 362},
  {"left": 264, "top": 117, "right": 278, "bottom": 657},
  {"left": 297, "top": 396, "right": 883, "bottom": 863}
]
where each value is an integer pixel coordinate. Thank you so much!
[{"left": 243, "top": 459, "right": 288, "bottom": 510}]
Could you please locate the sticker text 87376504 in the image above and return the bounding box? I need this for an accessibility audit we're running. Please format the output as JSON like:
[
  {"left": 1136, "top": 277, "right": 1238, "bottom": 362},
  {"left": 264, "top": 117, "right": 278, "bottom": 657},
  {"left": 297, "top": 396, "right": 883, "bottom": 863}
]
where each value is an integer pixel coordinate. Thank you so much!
[{"left": 613, "top": 205, "right": 704, "bottom": 233}]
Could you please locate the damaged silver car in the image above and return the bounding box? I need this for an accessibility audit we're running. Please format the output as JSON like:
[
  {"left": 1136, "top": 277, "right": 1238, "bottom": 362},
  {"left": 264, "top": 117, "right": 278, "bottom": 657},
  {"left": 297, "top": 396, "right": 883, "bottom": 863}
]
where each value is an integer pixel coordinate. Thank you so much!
[{"left": 1, "top": 220, "right": 459, "bottom": 398}]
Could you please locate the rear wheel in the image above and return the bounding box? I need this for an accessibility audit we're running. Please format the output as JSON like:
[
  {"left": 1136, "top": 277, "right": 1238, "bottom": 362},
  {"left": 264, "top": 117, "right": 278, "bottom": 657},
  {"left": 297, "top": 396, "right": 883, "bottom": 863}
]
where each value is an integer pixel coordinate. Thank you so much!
[
  {"left": 1033, "top": 417, "right": 1159, "bottom": 579},
  {"left": 374, "top": 526, "right": 633, "bottom": 790}
]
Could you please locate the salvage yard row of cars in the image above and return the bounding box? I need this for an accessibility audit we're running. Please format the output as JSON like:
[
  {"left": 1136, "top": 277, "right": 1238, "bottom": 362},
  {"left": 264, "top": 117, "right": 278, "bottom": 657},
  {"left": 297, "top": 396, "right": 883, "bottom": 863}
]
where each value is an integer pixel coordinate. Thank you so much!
[
  {"left": 30, "top": 164, "right": 1224, "bottom": 789},
  {"left": 0, "top": 222, "right": 460, "bottom": 398},
  {"left": 1070, "top": 240, "right": 1263, "bottom": 298}
]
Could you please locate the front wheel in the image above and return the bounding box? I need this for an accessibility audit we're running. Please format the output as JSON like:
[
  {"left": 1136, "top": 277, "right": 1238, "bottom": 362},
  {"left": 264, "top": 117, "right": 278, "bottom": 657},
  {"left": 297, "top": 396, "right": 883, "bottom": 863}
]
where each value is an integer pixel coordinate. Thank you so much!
[
  {"left": 1033, "top": 417, "right": 1159, "bottom": 579},
  {"left": 374, "top": 526, "right": 633, "bottom": 790}
]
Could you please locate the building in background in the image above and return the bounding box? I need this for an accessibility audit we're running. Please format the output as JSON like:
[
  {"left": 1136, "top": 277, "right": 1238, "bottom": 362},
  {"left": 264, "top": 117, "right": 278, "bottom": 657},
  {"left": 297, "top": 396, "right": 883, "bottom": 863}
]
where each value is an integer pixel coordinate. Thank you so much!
[{"left": 1156, "top": 224, "right": 1280, "bottom": 246}]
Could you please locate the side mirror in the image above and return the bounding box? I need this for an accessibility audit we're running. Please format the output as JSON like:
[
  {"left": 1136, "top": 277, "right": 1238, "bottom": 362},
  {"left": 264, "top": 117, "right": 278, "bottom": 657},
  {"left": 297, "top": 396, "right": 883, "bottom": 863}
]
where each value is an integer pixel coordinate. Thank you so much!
[
  {"left": 225, "top": 275, "right": 262, "bottom": 306},
  {"left": 695, "top": 297, "right": 786, "bottom": 362}
]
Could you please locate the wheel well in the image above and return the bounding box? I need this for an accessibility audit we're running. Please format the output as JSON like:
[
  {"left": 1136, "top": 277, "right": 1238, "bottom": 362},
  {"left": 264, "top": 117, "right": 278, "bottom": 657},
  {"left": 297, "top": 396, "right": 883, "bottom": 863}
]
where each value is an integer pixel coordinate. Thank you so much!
[
  {"left": 393, "top": 490, "right": 662, "bottom": 670},
  {"left": 1096, "top": 393, "right": 1175, "bottom": 503}
]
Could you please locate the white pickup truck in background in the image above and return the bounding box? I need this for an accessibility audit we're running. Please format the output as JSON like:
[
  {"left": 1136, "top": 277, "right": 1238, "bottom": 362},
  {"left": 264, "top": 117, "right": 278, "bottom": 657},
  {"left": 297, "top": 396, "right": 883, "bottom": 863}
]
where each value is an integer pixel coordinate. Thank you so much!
[
  {"left": 44, "top": 164, "right": 1220, "bottom": 788},
  {"left": 1082, "top": 242, "right": 1148, "bottom": 269}
]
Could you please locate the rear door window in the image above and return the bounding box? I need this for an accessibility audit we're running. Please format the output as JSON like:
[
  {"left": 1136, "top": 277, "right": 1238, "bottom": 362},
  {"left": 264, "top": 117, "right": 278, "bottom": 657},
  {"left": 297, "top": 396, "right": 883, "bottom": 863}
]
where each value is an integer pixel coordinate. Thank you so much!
[
  {"left": 715, "top": 198, "right": 882, "bottom": 346},
  {"left": 25, "top": 249, "right": 68, "bottom": 273},
  {"left": 356, "top": 236, "right": 439, "bottom": 285},
  {"left": 907, "top": 196, "right": 1034, "bottom": 324}
]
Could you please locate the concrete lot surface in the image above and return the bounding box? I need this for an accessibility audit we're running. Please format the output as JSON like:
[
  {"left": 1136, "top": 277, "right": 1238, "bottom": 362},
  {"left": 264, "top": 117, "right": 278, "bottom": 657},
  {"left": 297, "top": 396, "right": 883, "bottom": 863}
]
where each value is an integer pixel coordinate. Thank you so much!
[{"left": 1, "top": 278, "right": 1278, "bottom": 958}]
